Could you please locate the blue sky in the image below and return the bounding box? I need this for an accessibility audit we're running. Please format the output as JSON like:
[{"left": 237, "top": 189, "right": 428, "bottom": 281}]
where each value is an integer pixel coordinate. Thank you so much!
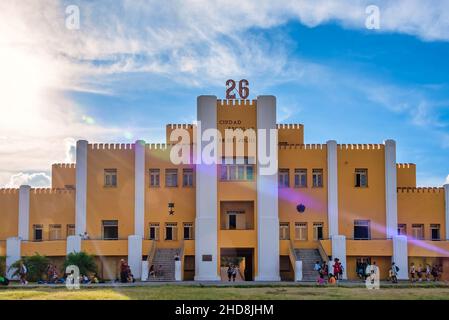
[{"left": 0, "top": 1, "right": 448, "bottom": 187}]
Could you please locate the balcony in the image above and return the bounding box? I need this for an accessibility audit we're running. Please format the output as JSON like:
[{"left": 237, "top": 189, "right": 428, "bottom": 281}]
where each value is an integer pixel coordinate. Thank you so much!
[
  {"left": 81, "top": 239, "right": 128, "bottom": 256},
  {"left": 21, "top": 240, "right": 67, "bottom": 256},
  {"left": 408, "top": 240, "right": 449, "bottom": 257}
]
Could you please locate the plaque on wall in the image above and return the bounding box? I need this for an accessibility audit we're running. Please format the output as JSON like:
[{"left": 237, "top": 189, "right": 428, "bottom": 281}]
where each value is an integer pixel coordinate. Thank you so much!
[{"left": 202, "top": 254, "right": 213, "bottom": 261}]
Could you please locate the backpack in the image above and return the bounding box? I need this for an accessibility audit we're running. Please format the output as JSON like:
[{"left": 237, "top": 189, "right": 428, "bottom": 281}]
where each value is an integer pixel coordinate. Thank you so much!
[{"left": 395, "top": 266, "right": 400, "bottom": 272}]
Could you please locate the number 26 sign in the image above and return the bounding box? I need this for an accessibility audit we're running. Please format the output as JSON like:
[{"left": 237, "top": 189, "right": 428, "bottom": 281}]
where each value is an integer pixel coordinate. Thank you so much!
[{"left": 226, "top": 79, "right": 249, "bottom": 99}]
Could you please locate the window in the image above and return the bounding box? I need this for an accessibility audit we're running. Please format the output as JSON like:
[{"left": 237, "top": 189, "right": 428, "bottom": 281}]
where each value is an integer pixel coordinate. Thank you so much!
[
  {"left": 182, "top": 169, "right": 194, "bottom": 187},
  {"left": 430, "top": 224, "right": 440, "bottom": 241},
  {"left": 294, "top": 169, "right": 307, "bottom": 188},
  {"left": 279, "top": 169, "right": 290, "bottom": 188},
  {"left": 295, "top": 222, "right": 308, "bottom": 241},
  {"left": 220, "top": 158, "right": 254, "bottom": 181},
  {"left": 313, "top": 222, "right": 324, "bottom": 240},
  {"left": 33, "top": 224, "right": 43, "bottom": 241},
  {"left": 67, "top": 224, "right": 75, "bottom": 237},
  {"left": 149, "top": 223, "right": 160, "bottom": 241},
  {"left": 102, "top": 220, "right": 118, "bottom": 240},
  {"left": 312, "top": 169, "right": 323, "bottom": 188},
  {"left": 279, "top": 223, "right": 290, "bottom": 240},
  {"left": 226, "top": 212, "right": 239, "bottom": 230},
  {"left": 354, "top": 220, "right": 370, "bottom": 240},
  {"left": 165, "top": 169, "right": 178, "bottom": 187},
  {"left": 49, "top": 224, "right": 62, "bottom": 240},
  {"left": 412, "top": 224, "right": 424, "bottom": 240},
  {"left": 355, "top": 169, "right": 368, "bottom": 187},
  {"left": 104, "top": 169, "right": 117, "bottom": 187},
  {"left": 165, "top": 223, "right": 178, "bottom": 240},
  {"left": 397, "top": 224, "right": 407, "bottom": 236},
  {"left": 149, "top": 169, "right": 160, "bottom": 187},
  {"left": 183, "top": 223, "right": 193, "bottom": 240}
]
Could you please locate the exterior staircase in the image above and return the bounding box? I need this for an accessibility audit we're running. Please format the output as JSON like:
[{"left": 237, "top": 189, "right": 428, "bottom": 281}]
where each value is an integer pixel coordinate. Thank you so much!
[
  {"left": 294, "top": 249, "right": 323, "bottom": 281},
  {"left": 148, "top": 248, "right": 178, "bottom": 281}
]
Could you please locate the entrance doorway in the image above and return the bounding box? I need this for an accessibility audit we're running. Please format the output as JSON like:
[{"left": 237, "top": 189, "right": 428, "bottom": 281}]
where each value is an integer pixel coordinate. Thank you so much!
[{"left": 220, "top": 248, "right": 254, "bottom": 281}]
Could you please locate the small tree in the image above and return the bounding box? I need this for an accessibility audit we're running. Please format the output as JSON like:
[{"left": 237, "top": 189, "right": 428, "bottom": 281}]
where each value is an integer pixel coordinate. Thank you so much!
[
  {"left": 63, "top": 252, "right": 97, "bottom": 276},
  {"left": 10, "top": 253, "right": 50, "bottom": 282}
]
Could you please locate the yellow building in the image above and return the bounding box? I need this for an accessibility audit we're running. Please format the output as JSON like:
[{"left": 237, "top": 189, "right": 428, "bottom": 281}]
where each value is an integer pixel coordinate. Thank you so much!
[{"left": 1, "top": 95, "right": 448, "bottom": 281}]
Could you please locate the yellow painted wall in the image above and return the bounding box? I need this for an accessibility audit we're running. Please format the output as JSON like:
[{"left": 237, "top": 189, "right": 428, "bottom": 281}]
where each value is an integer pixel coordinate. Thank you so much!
[
  {"left": 277, "top": 124, "right": 304, "bottom": 145},
  {"left": 0, "top": 188, "right": 18, "bottom": 240},
  {"left": 398, "top": 188, "right": 445, "bottom": 240},
  {"left": 338, "top": 145, "right": 387, "bottom": 239},
  {"left": 397, "top": 163, "right": 416, "bottom": 188},
  {"left": 278, "top": 145, "right": 328, "bottom": 248},
  {"left": 28, "top": 189, "right": 75, "bottom": 241},
  {"left": 86, "top": 145, "right": 135, "bottom": 239},
  {"left": 51, "top": 164, "right": 76, "bottom": 188},
  {"left": 145, "top": 146, "right": 195, "bottom": 249}
]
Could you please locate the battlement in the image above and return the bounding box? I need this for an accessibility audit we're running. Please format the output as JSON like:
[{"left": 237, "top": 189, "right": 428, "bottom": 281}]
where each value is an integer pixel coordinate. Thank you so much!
[
  {"left": 397, "top": 163, "right": 416, "bottom": 169},
  {"left": 89, "top": 143, "right": 134, "bottom": 150},
  {"left": 338, "top": 144, "right": 384, "bottom": 150},
  {"left": 0, "top": 188, "right": 19, "bottom": 194},
  {"left": 147, "top": 143, "right": 170, "bottom": 150},
  {"left": 52, "top": 163, "right": 75, "bottom": 169},
  {"left": 31, "top": 188, "right": 75, "bottom": 194},
  {"left": 167, "top": 124, "right": 195, "bottom": 129},
  {"left": 397, "top": 187, "right": 444, "bottom": 194},
  {"left": 279, "top": 144, "right": 326, "bottom": 150},
  {"left": 276, "top": 124, "right": 303, "bottom": 129},
  {"left": 217, "top": 99, "right": 256, "bottom": 107}
]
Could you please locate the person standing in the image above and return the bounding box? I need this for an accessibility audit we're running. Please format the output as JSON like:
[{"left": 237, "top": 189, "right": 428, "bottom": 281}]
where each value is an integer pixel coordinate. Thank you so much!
[
  {"left": 410, "top": 262, "right": 416, "bottom": 283},
  {"left": 19, "top": 261, "right": 28, "bottom": 285},
  {"left": 425, "top": 264, "right": 431, "bottom": 281},
  {"left": 120, "top": 259, "right": 129, "bottom": 283},
  {"left": 231, "top": 265, "right": 237, "bottom": 282},
  {"left": 227, "top": 264, "right": 233, "bottom": 282},
  {"left": 314, "top": 261, "right": 321, "bottom": 278},
  {"left": 417, "top": 264, "right": 423, "bottom": 282},
  {"left": 391, "top": 262, "right": 399, "bottom": 283}
]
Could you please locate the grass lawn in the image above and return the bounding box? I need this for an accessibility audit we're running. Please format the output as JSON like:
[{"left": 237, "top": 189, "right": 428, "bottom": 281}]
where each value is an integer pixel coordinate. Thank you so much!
[{"left": 1, "top": 284, "right": 449, "bottom": 300}]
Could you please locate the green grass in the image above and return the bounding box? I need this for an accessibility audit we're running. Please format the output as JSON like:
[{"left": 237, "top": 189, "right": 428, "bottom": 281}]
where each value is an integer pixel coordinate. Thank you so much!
[{"left": 1, "top": 284, "right": 449, "bottom": 300}]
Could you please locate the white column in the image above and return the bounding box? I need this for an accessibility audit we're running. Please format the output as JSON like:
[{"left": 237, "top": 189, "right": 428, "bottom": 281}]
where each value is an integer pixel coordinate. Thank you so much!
[
  {"left": 6, "top": 237, "right": 21, "bottom": 280},
  {"left": 326, "top": 140, "right": 339, "bottom": 237},
  {"left": 384, "top": 139, "right": 398, "bottom": 239},
  {"left": 66, "top": 235, "right": 81, "bottom": 254},
  {"left": 392, "top": 235, "right": 408, "bottom": 280},
  {"left": 195, "top": 95, "right": 220, "bottom": 281},
  {"left": 18, "top": 185, "right": 30, "bottom": 240},
  {"left": 175, "top": 260, "right": 182, "bottom": 281},
  {"left": 295, "top": 261, "right": 303, "bottom": 282},
  {"left": 134, "top": 140, "right": 145, "bottom": 238},
  {"left": 75, "top": 140, "right": 88, "bottom": 236},
  {"left": 256, "top": 95, "right": 280, "bottom": 281},
  {"left": 444, "top": 184, "right": 449, "bottom": 240},
  {"left": 128, "top": 235, "right": 142, "bottom": 279},
  {"left": 331, "top": 235, "right": 347, "bottom": 279}
]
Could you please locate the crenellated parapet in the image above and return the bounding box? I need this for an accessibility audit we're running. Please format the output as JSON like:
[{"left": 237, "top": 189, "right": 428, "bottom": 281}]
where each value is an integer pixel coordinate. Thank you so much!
[
  {"left": 279, "top": 143, "right": 326, "bottom": 150},
  {"left": 0, "top": 188, "right": 19, "bottom": 194},
  {"left": 397, "top": 163, "right": 416, "bottom": 169},
  {"left": 52, "top": 163, "right": 76, "bottom": 169},
  {"left": 397, "top": 187, "right": 444, "bottom": 193},
  {"left": 276, "top": 124, "right": 303, "bottom": 129},
  {"left": 217, "top": 99, "right": 256, "bottom": 107},
  {"left": 31, "top": 188, "right": 75, "bottom": 194},
  {"left": 338, "top": 144, "right": 384, "bottom": 150},
  {"left": 89, "top": 143, "right": 134, "bottom": 150}
]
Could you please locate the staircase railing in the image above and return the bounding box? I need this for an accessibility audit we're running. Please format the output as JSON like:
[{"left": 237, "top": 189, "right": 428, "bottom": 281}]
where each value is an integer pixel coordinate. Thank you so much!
[
  {"left": 147, "top": 240, "right": 157, "bottom": 267},
  {"left": 317, "top": 239, "right": 330, "bottom": 264}
]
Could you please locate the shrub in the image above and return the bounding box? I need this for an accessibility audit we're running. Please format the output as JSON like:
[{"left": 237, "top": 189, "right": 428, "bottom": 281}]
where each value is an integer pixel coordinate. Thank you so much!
[
  {"left": 63, "top": 252, "right": 97, "bottom": 276},
  {"left": 10, "top": 253, "right": 50, "bottom": 282},
  {"left": 0, "top": 256, "right": 5, "bottom": 276}
]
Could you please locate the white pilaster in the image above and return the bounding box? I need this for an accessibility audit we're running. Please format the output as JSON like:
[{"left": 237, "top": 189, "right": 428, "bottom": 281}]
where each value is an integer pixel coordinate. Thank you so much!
[
  {"left": 18, "top": 185, "right": 30, "bottom": 240},
  {"left": 75, "top": 140, "right": 88, "bottom": 236},
  {"left": 175, "top": 260, "right": 182, "bottom": 281},
  {"left": 66, "top": 235, "right": 81, "bottom": 254},
  {"left": 392, "top": 235, "right": 408, "bottom": 280},
  {"left": 384, "top": 139, "right": 398, "bottom": 239},
  {"left": 295, "top": 261, "right": 302, "bottom": 282},
  {"left": 194, "top": 95, "right": 220, "bottom": 281},
  {"left": 331, "top": 235, "right": 347, "bottom": 279},
  {"left": 6, "top": 237, "right": 21, "bottom": 280},
  {"left": 128, "top": 235, "right": 142, "bottom": 279},
  {"left": 134, "top": 140, "right": 145, "bottom": 238},
  {"left": 256, "top": 95, "right": 280, "bottom": 281},
  {"left": 444, "top": 184, "right": 449, "bottom": 240},
  {"left": 326, "top": 140, "right": 339, "bottom": 237}
]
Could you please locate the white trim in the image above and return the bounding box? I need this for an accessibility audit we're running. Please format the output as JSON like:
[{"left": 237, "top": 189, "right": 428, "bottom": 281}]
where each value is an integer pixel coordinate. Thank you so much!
[
  {"left": 6, "top": 237, "right": 21, "bottom": 280},
  {"left": 18, "top": 185, "right": 30, "bottom": 240},
  {"left": 445, "top": 184, "right": 449, "bottom": 240},
  {"left": 128, "top": 235, "right": 143, "bottom": 279},
  {"left": 326, "top": 140, "right": 339, "bottom": 237},
  {"left": 134, "top": 140, "right": 145, "bottom": 237},
  {"left": 331, "top": 235, "right": 347, "bottom": 279},
  {"left": 384, "top": 139, "right": 398, "bottom": 238},
  {"left": 75, "top": 140, "right": 88, "bottom": 235},
  {"left": 66, "top": 235, "right": 81, "bottom": 254},
  {"left": 392, "top": 235, "right": 408, "bottom": 280}
]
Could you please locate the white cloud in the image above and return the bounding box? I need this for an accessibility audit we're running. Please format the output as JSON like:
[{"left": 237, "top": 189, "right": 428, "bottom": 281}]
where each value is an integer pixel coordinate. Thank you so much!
[
  {"left": 445, "top": 175, "right": 449, "bottom": 185},
  {"left": 5, "top": 172, "right": 51, "bottom": 188},
  {"left": 0, "top": 0, "right": 448, "bottom": 187}
]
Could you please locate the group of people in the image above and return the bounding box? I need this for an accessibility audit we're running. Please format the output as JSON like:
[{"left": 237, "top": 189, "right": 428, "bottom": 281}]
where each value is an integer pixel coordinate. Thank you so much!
[
  {"left": 148, "top": 264, "right": 164, "bottom": 279},
  {"left": 410, "top": 263, "right": 442, "bottom": 282},
  {"left": 119, "top": 259, "right": 135, "bottom": 283},
  {"left": 314, "top": 258, "right": 343, "bottom": 285},
  {"left": 226, "top": 264, "right": 239, "bottom": 282}
]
